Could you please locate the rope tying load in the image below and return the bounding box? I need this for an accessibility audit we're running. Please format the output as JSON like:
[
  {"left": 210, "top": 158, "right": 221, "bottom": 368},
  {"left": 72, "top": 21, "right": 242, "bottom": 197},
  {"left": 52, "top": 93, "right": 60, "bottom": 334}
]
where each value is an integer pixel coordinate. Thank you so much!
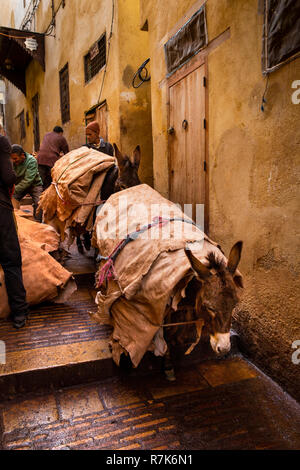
[{"left": 96, "top": 216, "right": 197, "bottom": 288}]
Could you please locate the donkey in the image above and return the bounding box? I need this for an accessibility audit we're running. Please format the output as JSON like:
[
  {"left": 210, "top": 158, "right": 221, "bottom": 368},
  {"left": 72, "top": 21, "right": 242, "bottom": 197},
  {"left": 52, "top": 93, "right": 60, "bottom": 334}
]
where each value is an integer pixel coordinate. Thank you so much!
[
  {"left": 173, "top": 243, "right": 242, "bottom": 352},
  {"left": 111, "top": 145, "right": 244, "bottom": 361},
  {"left": 113, "top": 143, "right": 141, "bottom": 191},
  {"left": 93, "top": 145, "right": 243, "bottom": 379},
  {"left": 76, "top": 144, "right": 141, "bottom": 254}
]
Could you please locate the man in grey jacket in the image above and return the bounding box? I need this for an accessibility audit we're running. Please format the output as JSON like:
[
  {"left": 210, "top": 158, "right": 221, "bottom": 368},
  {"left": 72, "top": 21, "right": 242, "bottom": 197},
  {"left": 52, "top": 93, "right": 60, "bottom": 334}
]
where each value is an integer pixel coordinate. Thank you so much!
[{"left": 0, "top": 126, "right": 29, "bottom": 329}]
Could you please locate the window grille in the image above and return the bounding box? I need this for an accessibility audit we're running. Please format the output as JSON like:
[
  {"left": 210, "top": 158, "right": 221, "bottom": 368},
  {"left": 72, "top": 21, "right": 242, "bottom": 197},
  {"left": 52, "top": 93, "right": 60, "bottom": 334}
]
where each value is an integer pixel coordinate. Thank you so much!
[
  {"left": 84, "top": 34, "right": 106, "bottom": 83},
  {"left": 59, "top": 63, "right": 70, "bottom": 124},
  {"left": 32, "top": 93, "right": 40, "bottom": 151},
  {"left": 164, "top": 6, "right": 207, "bottom": 76},
  {"left": 262, "top": 0, "right": 300, "bottom": 74},
  {"left": 19, "top": 110, "right": 26, "bottom": 140}
]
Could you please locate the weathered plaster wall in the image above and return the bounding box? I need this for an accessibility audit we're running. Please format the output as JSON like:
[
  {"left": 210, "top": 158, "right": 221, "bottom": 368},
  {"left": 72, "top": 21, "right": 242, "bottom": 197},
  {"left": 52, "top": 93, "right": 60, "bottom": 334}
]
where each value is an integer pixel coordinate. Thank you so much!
[
  {"left": 117, "top": 0, "right": 153, "bottom": 186},
  {"left": 1, "top": 0, "right": 26, "bottom": 29},
  {"left": 140, "top": 0, "right": 300, "bottom": 400},
  {"left": 4, "top": 0, "right": 153, "bottom": 184}
]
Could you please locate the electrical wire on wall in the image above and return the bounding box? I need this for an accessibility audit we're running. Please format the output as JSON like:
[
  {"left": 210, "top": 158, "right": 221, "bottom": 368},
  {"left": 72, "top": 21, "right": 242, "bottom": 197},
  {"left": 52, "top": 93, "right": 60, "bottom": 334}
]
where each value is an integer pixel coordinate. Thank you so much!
[
  {"left": 21, "top": 0, "right": 40, "bottom": 31},
  {"left": 21, "top": 0, "right": 65, "bottom": 37},
  {"left": 261, "top": 74, "right": 269, "bottom": 112},
  {"left": 44, "top": 0, "right": 66, "bottom": 37},
  {"left": 132, "top": 58, "right": 151, "bottom": 88},
  {"left": 97, "top": 0, "right": 115, "bottom": 105}
]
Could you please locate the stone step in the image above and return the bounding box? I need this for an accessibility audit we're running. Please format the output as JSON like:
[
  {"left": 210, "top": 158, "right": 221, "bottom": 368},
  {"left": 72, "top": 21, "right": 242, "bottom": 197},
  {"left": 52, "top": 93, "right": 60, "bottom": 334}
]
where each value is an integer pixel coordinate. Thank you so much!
[{"left": 0, "top": 274, "right": 116, "bottom": 399}]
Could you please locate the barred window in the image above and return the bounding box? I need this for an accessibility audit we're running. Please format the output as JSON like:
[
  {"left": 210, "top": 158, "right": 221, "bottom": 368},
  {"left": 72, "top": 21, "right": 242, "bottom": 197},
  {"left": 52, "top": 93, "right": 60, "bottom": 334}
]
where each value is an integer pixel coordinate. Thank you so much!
[
  {"left": 262, "top": 0, "right": 300, "bottom": 74},
  {"left": 59, "top": 63, "right": 70, "bottom": 124},
  {"left": 18, "top": 109, "right": 26, "bottom": 140},
  {"left": 84, "top": 34, "right": 106, "bottom": 83},
  {"left": 164, "top": 6, "right": 207, "bottom": 76}
]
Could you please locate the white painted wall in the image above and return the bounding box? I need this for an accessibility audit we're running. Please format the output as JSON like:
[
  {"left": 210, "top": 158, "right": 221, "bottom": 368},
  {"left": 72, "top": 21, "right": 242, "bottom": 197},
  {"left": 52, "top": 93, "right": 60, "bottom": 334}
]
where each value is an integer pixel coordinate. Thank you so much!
[{"left": 1, "top": 0, "right": 28, "bottom": 29}]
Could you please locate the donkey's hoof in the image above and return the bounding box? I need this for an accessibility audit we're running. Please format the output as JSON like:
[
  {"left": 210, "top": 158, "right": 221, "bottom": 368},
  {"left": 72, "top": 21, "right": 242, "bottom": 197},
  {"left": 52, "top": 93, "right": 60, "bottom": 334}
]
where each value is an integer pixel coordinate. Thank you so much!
[
  {"left": 77, "top": 245, "right": 84, "bottom": 255},
  {"left": 83, "top": 236, "right": 91, "bottom": 251},
  {"left": 165, "top": 368, "right": 176, "bottom": 382}
]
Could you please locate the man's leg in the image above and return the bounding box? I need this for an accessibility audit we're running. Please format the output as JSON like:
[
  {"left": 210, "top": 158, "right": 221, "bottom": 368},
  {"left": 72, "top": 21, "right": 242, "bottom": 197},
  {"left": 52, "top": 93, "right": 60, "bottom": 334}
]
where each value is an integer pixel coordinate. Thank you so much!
[
  {"left": 38, "top": 164, "right": 52, "bottom": 191},
  {"left": 12, "top": 190, "right": 25, "bottom": 206},
  {"left": 29, "top": 185, "right": 43, "bottom": 222},
  {"left": 0, "top": 208, "right": 29, "bottom": 328}
]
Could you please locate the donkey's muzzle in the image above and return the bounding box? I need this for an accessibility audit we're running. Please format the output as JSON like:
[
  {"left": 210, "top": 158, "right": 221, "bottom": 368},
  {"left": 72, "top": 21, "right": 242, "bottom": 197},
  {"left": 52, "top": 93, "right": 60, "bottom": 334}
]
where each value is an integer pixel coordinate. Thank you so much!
[{"left": 210, "top": 332, "right": 231, "bottom": 355}]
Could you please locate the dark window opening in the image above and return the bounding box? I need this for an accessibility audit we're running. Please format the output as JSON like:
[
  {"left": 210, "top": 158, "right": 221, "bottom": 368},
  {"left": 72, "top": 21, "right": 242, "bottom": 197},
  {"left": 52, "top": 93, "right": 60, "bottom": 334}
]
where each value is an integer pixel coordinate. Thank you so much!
[
  {"left": 18, "top": 110, "right": 26, "bottom": 140},
  {"left": 84, "top": 34, "right": 106, "bottom": 83},
  {"left": 32, "top": 93, "right": 40, "bottom": 152},
  {"left": 59, "top": 63, "right": 70, "bottom": 124},
  {"left": 262, "top": 0, "right": 300, "bottom": 73},
  {"left": 164, "top": 6, "right": 207, "bottom": 76}
]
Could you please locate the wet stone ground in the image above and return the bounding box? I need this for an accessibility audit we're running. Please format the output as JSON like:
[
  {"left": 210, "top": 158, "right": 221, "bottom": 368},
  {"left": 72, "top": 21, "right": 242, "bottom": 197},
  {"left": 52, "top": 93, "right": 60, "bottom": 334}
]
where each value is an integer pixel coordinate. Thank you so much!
[
  {"left": 0, "top": 355, "right": 299, "bottom": 450},
  {"left": 1, "top": 204, "right": 299, "bottom": 450}
]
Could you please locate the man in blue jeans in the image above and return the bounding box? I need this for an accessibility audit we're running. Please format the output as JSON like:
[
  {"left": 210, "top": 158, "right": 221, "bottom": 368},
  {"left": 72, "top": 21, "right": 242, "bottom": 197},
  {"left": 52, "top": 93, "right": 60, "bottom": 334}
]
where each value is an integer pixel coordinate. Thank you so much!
[{"left": 0, "top": 127, "right": 29, "bottom": 329}]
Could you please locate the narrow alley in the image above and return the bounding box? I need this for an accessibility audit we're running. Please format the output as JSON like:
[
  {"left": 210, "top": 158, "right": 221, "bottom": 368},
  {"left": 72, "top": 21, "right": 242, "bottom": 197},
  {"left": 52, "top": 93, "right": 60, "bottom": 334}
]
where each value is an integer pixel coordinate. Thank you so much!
[{"left": 0, "top": 0, "right": 300, "bottom": 455}]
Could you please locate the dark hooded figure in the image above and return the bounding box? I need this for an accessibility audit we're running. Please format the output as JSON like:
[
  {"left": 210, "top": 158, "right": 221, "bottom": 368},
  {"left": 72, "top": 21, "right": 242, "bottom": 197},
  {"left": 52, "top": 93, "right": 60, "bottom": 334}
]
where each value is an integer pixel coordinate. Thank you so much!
[{"left": 0, "top": 127, "right": 29, "bottom": 328}]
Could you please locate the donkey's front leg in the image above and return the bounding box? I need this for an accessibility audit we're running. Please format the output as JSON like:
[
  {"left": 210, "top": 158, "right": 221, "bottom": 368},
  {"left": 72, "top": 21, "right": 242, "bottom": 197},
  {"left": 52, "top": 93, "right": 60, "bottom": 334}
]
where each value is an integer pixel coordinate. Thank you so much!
[
  {"left": 163, "top": 347, "right": 176, "bottom": 382},
  {"left": 76, "top": 236, "right": 84, "bottom": 254}
]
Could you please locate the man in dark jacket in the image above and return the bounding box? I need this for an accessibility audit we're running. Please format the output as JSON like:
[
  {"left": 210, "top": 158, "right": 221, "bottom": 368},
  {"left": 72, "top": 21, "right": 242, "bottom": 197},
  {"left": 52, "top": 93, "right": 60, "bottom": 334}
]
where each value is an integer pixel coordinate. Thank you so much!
[
  {"left": 85, "top": 121, "right": 114, "bottom": 156},
  {"left": 76, "top": 121, "right": 116, "bottom": 254},
  {"left": 37, "top": 126, "right": 69, "bottom": 190},
  {"left": 0, "top": 127, "right": 29, "bottom": 329}
]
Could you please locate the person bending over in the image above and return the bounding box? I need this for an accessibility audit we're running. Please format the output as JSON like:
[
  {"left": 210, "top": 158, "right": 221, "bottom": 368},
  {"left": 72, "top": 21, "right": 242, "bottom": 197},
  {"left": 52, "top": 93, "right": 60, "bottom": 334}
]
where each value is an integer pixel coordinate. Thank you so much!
[{"left": 11, "top": 144, "right": 43, "bottom": 222}]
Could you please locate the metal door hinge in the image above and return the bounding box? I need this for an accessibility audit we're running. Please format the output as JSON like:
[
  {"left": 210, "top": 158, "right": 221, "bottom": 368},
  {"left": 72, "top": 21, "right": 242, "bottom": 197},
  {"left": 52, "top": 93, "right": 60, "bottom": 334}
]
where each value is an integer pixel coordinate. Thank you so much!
[
  {"left": 204, "top": 161, "right": 207, "bottom": 172},
  {"left": 203, "top": 76, "right": 207, "bottom": 87},
  {"left": 203, "top": 118, "right": 207, "bottom": 129}
]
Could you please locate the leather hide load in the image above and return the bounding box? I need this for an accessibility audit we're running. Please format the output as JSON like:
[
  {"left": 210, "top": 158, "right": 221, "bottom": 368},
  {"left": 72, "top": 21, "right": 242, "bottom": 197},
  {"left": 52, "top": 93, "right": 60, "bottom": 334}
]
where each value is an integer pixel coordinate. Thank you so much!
[
  {"left": 15, "top": 212, "right": 60, "bottom": 252},
  {"left": 91, "top": 184, "right": 233, "bottom": 368},
  {"left": 38, "top": 146, "right": 116, "bottom": 242},
  {"left": 0, "top": 216, "right": 76, "bottom": 318}
]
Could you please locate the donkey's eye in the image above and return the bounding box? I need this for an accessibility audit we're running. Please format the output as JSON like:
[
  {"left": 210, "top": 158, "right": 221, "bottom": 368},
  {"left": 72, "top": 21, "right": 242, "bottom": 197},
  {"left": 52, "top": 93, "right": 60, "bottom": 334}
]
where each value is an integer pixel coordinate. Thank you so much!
[{"left": 206, "top": 307, "right": 216, "bottom": 319}]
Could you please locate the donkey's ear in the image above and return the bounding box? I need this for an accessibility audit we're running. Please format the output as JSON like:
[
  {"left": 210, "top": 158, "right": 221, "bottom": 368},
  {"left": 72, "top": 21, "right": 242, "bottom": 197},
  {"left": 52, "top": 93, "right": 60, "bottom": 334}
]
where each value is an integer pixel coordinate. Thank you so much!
[
  {"left": 228, "top": 241, "right": 243, "bottom": 274},
  {"left": 113, "top": 143, "right": 124, "bottom": 166},
  {"left": 185, "top": 248, "right": 211, "bottom": 280},
  {"left": 132, "top": 145, "right": 141, "bottom": 169},
  {"left": 234, "top": 274, "right": 244, "bottom": 289}
]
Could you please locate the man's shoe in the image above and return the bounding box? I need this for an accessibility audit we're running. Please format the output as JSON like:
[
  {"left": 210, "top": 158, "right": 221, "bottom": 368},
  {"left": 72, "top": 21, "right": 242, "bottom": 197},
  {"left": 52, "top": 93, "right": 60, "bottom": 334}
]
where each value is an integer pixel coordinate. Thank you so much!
[{"left": 12, "top": 316, "right": 27, "bottom": 329}]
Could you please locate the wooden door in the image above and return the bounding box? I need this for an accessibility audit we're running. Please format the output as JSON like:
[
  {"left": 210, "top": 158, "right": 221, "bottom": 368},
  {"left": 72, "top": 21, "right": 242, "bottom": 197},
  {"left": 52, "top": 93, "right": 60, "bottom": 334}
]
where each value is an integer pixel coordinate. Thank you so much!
[
  {"left": 85, "top": 101, "right": 108, "bottom": 141},
  {"left": 95, "top": 102, "right": 108, "bottom": 141},
  {"left": 168, "top": 62, "right": 206, "bottom": 222}
]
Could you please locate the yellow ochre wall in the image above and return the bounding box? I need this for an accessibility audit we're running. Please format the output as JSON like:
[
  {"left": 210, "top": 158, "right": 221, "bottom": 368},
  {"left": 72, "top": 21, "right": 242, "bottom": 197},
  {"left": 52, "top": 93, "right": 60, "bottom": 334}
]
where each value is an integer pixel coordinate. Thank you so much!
[
  {"left": 4, "top": 0, "right": 153, "bottom": 185},
  {"left": 140, "top": 0, "right": 300, "bottom": 401}
]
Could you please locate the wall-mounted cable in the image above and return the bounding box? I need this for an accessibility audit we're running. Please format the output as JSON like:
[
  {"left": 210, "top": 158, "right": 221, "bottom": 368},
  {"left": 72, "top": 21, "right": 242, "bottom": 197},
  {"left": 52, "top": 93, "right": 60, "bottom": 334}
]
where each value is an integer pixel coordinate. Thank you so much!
[{"left": 132, "top": 58, "right": 151, "bottom": 88}]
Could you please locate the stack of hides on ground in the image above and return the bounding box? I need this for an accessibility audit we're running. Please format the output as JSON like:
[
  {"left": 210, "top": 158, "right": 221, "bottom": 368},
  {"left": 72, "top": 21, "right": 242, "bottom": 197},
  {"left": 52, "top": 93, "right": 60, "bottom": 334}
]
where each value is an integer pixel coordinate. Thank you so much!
[
  {"left": 0, "top": 215, "right": 76, "bottom": 318},
  {"left": 38, "top": 147, "right": 116, "bottom": 242},
  {"left": 91, "top": 184, "right": 230, "bottom": 368}
]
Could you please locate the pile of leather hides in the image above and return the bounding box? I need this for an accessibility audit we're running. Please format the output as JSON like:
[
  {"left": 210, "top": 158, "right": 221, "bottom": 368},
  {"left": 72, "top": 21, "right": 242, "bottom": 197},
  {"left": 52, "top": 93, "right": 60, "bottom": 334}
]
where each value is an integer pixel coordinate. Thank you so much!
[
  {"left": 91, "top": 184, "right": 238, "bottom": 368},
  {"left": 0, "top": 215, "right": 76, "bottom": 318},
  {"left": 38, "top": 146, "right": 116, "bottom": 242}
]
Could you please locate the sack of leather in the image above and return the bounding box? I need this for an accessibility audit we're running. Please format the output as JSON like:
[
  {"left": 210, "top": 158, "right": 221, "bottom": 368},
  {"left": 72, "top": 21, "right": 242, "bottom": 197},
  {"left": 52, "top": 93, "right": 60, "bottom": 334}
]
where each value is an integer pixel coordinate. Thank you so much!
[{"left": 0, "top": 216, "right": 76, "bottom": 318}]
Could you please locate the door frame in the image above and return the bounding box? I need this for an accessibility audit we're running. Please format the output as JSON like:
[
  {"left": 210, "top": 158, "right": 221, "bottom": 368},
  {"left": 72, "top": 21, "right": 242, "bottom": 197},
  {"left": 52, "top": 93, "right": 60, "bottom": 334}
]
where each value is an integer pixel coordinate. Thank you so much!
[
  {"left": 167, "top": 52, "right": 209, "bottom": 234},
  {"left": 85, "top": 100, "right": 108, "bottom": 141}
]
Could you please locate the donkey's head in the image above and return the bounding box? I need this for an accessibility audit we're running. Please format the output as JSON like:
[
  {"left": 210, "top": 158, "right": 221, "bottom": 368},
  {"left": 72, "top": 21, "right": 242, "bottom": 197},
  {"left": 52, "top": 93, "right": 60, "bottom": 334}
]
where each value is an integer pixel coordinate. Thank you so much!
[
  {"left": 185, "top": 241, "right": 243, "bottom": 356},
  {"left": 113, "top": 143, "right": 141, "bottom": 191}
]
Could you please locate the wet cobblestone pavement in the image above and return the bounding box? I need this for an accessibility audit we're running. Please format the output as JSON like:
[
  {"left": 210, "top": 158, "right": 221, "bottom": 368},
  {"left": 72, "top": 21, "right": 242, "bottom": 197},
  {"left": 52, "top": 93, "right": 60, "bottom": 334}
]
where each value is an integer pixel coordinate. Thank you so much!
[
  {"left": 0, "top": 355, "right": 299, "bottom": 450},
  {"left": 0, "top": 240, "right": 299, "bottom": 451}
]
